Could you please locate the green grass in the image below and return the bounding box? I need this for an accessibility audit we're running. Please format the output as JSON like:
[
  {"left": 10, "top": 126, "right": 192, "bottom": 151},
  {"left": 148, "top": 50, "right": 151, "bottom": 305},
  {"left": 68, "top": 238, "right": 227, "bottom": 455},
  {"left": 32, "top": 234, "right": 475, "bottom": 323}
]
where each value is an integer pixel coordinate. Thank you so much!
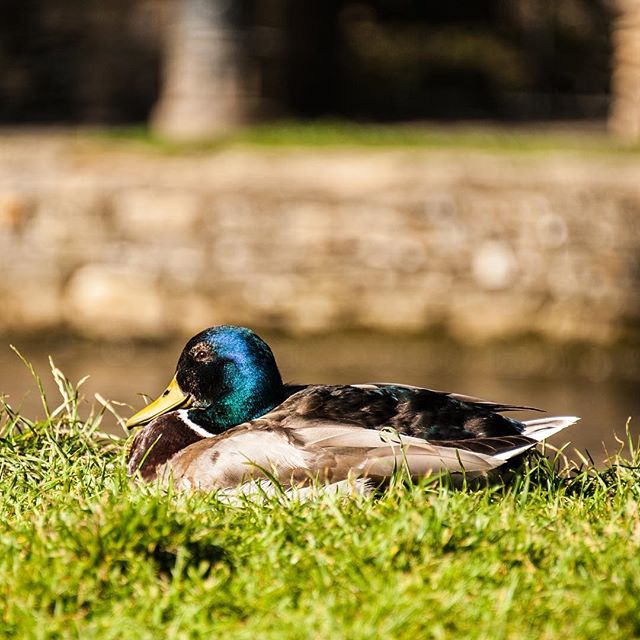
[
  {"left": 90, "top": 120, "right": 640, "bottom": 156},
  {"left": 1, "top": 360, "right": 640, "bottom": 638}
]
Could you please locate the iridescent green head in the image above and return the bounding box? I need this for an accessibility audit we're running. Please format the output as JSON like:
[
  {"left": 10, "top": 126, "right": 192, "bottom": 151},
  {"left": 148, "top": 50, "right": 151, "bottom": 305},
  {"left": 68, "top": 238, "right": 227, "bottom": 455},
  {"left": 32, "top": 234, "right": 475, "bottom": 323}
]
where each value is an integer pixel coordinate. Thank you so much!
[{"left": 126, "top": 325, "right": 284, "bottom": 433}]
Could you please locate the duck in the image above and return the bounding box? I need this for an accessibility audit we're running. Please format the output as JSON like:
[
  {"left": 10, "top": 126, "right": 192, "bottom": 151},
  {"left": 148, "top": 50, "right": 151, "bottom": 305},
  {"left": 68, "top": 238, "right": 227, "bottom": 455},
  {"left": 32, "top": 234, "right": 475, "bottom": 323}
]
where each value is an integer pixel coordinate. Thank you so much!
[{"left": 125, "top": 325, "right": 580, "bottom": 496}]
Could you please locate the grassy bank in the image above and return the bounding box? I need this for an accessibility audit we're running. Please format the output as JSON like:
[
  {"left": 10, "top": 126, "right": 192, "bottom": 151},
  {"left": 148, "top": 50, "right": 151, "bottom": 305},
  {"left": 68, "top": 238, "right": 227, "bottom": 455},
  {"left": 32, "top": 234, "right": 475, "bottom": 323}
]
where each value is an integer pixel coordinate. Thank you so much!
[
  {"left": 1, "top": 363, "right": 639, "bottom": 639},
  {"left": 93, "top": 121, "right": 640, "bottom": 156}
]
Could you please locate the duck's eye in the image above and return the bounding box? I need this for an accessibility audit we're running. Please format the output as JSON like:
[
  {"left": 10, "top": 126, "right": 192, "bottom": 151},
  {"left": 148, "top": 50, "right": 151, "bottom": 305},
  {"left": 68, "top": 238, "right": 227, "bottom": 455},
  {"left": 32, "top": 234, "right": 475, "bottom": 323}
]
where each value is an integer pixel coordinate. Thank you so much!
[{"left": 191, "top": 348, "right": 210, "bottom": 362}]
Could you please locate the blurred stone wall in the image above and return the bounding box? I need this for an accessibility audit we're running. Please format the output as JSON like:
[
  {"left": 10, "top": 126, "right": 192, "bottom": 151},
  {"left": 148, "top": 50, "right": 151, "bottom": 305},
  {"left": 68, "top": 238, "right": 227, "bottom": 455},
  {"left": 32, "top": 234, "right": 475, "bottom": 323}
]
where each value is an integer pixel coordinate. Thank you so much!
[{"left": 1, "top": 134, "right": 639, "bottom": 343}]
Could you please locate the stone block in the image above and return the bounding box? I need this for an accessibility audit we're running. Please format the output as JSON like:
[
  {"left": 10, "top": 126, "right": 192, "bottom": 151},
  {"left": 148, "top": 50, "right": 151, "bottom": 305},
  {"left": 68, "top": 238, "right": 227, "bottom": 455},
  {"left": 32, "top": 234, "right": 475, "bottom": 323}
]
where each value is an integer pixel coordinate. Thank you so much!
[
  {"left": 112, "top": 188, "right": 202, "bottom": 242},
  {"left": 64, "top": 264, "right": 167, "bottom": 339},
  {"left": 0, "top": 192, "right": 31, "bottom": 232}
]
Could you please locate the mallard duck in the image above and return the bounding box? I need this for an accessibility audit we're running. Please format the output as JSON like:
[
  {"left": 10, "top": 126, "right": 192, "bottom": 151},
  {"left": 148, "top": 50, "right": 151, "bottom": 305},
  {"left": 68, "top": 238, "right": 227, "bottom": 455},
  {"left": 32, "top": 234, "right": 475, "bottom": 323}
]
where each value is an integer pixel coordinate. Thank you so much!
[{"left": 126, "top": 325, "right": 579, "bottom": 495}]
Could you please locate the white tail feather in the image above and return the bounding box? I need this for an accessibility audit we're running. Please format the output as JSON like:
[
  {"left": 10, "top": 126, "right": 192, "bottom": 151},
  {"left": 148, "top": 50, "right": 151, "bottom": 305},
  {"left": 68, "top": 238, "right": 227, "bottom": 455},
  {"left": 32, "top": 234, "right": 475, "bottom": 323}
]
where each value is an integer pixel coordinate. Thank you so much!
[
  {"left": 492, "top": 443, "right": 537, "bottom": 461},
  {"left": 521, "top": 416, "right": 581, "bottom": 442}
]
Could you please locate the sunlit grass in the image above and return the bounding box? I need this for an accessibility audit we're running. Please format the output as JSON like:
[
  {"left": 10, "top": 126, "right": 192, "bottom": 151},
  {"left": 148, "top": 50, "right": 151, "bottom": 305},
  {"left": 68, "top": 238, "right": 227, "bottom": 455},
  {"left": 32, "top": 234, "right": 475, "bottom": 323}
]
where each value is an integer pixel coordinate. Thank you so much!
[
  {"left": 1, "top": 359, "right": 639, "bottom": 638},
  {"left": 88, "top": 120, "right": 640, "bottom": 156}
]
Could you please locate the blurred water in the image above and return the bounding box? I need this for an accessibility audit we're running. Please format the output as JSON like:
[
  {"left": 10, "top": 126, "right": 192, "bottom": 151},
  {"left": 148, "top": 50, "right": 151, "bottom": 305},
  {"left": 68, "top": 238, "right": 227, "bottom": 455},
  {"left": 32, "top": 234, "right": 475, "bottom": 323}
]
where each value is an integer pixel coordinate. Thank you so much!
[{"left": 1, "top": 334, "right": 638, "bottom": 465}]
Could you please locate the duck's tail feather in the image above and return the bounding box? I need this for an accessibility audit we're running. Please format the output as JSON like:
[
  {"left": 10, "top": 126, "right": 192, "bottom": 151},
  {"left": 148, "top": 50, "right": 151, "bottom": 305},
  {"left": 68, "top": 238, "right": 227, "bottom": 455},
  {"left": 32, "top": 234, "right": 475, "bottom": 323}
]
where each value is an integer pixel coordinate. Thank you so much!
[
  {"left": 521, "top": 416, "right": 580, "bottom": 442},
  {"left": 491, "top": 441, "right": 539, "bottom": 461}
]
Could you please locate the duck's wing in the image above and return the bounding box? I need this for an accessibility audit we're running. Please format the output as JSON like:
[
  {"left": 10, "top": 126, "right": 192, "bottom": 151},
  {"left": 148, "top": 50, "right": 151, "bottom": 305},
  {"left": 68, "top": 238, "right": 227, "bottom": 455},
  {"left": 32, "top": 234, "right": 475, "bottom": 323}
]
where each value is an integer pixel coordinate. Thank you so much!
[
  {"left": 271, "top": 384, "right": 533, "bottom": 441},
  {"left": 166, "top": 418, "right": 536, "bottom": 493},
  {"left": 360, "top": 383, "right": 543, "bottom": 413},
  {"left": 289, "top": 420, "right": 536, "bottom": 481}
]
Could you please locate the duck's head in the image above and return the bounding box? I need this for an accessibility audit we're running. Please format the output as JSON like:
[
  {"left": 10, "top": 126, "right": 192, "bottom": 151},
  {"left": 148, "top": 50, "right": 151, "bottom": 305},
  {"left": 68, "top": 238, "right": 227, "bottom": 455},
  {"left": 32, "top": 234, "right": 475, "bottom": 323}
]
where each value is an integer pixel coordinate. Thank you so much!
[{"left": 125, "top": 325, "right": 284, "bottom": 434}]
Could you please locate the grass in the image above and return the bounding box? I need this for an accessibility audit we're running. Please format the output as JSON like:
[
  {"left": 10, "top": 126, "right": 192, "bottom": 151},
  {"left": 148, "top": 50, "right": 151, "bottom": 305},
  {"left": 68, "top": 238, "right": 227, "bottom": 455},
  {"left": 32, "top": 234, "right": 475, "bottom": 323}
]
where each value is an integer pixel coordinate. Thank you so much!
[
  {"left": 1, "top": 359, "right": 640, "bottom": 638},
  {"left": 90, "top": 120, "right": 640, "bottom": 156}
]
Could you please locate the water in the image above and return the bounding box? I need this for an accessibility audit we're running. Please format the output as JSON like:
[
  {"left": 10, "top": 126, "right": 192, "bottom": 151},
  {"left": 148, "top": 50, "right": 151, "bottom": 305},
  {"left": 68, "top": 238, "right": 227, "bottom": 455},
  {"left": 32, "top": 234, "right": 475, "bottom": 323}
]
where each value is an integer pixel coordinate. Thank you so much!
[{"left": 1, "top": 334, "right": 638, "bottom": 465}]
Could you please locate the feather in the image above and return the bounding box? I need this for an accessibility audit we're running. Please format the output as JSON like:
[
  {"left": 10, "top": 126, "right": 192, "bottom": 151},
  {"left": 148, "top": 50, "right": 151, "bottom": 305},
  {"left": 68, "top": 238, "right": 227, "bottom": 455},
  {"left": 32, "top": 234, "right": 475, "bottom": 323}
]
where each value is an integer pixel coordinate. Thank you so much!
[
  {"left": 165, "top": 420, "right": 550, "bottom": 491},
  {"left": 521, "top": 416, "right": 581, "bottom": 442},
  {"left": 363, "top": 383, "right": 543, "bottom": 413}
]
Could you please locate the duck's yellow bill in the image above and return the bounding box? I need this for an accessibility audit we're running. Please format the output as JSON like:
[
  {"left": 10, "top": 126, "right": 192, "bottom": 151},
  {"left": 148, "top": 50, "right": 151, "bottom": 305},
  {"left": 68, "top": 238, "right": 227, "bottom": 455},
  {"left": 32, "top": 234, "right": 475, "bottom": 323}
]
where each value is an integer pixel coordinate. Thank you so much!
[{"left": 126, "top": 376, "right": 193, "bottom": 429}]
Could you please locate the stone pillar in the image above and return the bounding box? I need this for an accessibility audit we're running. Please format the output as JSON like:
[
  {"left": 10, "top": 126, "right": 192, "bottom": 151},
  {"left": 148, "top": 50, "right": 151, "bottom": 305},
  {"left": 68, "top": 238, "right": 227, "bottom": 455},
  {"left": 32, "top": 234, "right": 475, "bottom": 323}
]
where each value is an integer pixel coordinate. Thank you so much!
[
  {"left": 151, "top": 0, "right": 246, "bottom": 140},
  {"left": 609, "top": 0, "right": 640, "bottom": 141}
]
